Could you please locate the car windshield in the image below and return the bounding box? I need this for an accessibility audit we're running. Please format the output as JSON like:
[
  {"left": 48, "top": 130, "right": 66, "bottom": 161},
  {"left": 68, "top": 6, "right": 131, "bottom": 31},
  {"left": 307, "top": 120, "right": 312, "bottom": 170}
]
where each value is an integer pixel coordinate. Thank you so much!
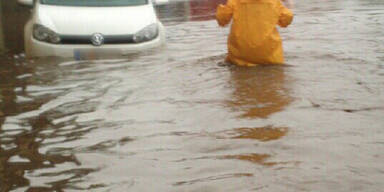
[{"left": 40, "top": 0, "right": 148, "bottom": 7}]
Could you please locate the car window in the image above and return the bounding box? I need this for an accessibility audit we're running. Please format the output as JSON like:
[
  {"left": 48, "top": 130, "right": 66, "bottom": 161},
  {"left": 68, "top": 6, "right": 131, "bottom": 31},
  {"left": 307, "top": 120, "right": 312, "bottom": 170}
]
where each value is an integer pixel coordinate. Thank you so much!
[{"left": 40, "top": 0, "right": 149, "bottom": 7}]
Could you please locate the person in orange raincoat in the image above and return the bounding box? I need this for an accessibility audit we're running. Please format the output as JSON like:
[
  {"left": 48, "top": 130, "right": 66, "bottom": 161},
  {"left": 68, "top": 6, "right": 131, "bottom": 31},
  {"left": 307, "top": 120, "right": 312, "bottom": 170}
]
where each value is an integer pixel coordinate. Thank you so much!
[{"left": 216, "top": 0, "right": 294, "bottom": 66}]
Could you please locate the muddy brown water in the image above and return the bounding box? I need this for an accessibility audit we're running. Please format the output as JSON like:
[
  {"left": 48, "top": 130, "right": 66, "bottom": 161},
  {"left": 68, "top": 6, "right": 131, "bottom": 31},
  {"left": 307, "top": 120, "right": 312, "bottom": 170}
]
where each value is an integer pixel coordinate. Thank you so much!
[{"left": 1, "top": 0, "right": 384, "bottom": 191}]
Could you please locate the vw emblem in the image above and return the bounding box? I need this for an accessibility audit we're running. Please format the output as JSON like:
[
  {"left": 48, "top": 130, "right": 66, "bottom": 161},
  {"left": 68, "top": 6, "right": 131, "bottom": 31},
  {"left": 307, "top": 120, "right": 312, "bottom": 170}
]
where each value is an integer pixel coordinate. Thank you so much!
[{"left": 91, "top": 33, "right": 104, "bottom": 46}]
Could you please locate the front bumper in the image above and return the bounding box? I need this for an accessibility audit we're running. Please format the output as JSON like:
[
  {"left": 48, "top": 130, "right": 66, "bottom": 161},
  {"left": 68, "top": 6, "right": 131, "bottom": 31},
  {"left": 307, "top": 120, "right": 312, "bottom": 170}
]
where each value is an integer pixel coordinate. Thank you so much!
[{"left": 25, "top": 27, "right": 165, "bottom": 58}]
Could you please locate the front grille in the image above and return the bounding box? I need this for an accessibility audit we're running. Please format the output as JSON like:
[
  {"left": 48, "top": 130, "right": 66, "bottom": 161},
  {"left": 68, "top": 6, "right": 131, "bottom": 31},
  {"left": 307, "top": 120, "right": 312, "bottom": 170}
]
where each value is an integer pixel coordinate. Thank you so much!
[{"left": 60, "top": 34, "right": 135, "bottom": 45}]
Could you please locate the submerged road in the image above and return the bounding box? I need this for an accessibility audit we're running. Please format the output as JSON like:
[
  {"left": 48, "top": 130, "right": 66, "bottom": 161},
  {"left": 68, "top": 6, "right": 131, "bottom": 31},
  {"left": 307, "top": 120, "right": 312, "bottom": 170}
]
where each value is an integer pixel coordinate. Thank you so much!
[{"left": 0, "top": 0, "right": 384, "bottom": 191}]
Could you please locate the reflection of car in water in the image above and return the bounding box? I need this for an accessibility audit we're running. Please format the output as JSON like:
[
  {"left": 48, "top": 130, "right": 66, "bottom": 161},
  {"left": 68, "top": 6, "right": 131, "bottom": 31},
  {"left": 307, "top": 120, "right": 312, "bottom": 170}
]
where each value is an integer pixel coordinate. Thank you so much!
[{"left": 18, "top": 0, "right": 166, "bottom": 58}]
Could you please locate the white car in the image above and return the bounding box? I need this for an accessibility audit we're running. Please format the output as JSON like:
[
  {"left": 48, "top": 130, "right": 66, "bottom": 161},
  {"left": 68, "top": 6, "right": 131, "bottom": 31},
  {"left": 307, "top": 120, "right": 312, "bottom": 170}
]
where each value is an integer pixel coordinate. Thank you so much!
[{"left": 18, "top": 0, "right": 166, "bottom": 59}]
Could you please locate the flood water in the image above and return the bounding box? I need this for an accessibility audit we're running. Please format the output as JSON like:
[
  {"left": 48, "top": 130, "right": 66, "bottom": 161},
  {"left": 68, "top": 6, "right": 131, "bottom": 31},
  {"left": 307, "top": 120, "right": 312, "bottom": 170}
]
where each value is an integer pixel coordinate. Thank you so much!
[{"left": 1, "top": 0, "right": 384, "bottom": 191}]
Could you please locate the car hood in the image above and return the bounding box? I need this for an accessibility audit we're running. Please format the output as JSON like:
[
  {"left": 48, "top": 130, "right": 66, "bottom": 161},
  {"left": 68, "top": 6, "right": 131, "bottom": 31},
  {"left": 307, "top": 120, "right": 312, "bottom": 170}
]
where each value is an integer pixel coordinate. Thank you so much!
[{"left": 36, "top": 4, "right": 157, "bottom": 35}]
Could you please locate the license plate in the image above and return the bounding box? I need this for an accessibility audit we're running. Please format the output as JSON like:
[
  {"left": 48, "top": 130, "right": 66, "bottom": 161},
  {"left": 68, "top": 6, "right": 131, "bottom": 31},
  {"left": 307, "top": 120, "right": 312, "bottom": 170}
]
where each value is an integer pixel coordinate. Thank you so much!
[
  {"left": 74, "top": 49, "right": 98, "bottom": 60},
  {"left": 73, "top": 49, "right": 122, "bottom": 60}
]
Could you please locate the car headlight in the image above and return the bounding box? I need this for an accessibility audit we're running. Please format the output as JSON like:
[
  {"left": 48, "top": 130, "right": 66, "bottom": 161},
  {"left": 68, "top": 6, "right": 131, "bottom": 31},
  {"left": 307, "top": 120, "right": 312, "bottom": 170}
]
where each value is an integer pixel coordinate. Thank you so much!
[
  {"left": 33, "top": 24, "right": 61, "bottom": 44},
  {"left": 133, "top": 23, "right": 159, "bottom": 43}
]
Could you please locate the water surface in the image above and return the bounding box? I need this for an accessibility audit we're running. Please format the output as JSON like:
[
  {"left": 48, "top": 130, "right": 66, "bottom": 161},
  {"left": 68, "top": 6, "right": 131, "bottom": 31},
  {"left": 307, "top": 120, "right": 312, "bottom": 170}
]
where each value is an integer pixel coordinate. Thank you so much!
[{"left": 1, "top": 0, "right": 384, "bottom": 191}]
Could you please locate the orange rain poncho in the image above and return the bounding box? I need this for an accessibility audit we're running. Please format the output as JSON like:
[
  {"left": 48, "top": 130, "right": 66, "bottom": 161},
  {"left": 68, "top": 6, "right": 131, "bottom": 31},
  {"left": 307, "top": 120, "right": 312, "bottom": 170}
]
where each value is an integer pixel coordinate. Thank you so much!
[{"left": 216, "top": 0, "right": 294, "bottom": 66}]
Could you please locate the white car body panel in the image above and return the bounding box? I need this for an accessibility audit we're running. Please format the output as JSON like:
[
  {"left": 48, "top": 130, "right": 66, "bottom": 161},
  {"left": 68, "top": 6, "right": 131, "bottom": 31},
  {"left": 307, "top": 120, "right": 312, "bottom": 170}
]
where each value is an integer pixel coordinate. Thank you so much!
[
  {"left": 24, "top": 0, "right": 166, "bottom": 58},
  {"left": 36, "top": 4, "right": 157, "bottom": 35}
]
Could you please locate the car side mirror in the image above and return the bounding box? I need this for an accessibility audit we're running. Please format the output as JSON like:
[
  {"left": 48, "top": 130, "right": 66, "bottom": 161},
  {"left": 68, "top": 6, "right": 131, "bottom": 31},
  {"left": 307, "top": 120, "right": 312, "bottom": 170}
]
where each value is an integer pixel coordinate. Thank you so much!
[
  {"left": 17, "top": 0, "right": 34, "bottom": 7},
  {"left": 152, "top": 0, "right": 169, "bottom": 6}
]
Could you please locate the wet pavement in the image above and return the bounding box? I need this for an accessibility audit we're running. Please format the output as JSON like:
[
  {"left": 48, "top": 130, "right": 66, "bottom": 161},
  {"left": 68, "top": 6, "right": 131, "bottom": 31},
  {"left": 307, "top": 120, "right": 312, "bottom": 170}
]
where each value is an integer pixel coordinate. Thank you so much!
[{"left": 1, "top": 0, "right": 384, "bottom": 191}]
